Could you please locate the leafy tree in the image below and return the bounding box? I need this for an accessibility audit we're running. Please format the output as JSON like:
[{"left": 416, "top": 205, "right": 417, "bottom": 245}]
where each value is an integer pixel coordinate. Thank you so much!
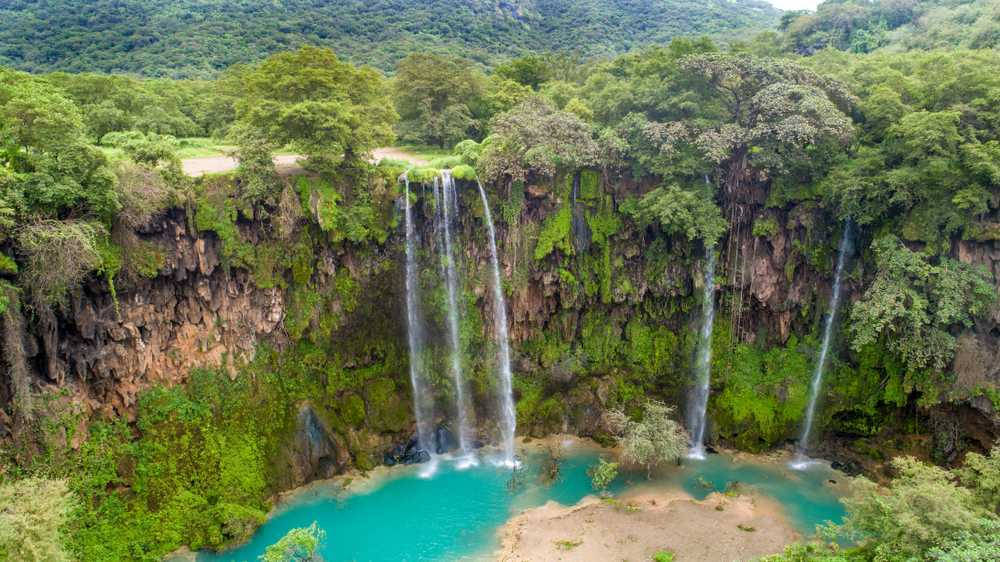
[
  {"left": 0, "top": 68, "right": 119, "bottom": 221},
  {"left": 259, "top": 522, "right": 325, "bottom": 562},
  {"left": 494, "top": 54, "right": 552, "bottom": 90},
  {"left": 478, "top": 98, "right": 597, "bottom": 183},
  {"left": 604, "top": 400, "right": 688, "bottom": 478},
  {"left": 393, "top": 53, "right": 484, "bottom": 148},
  {"left": 647, "top": 53, "right": 854, "bottom": 190},
  {"left": 849, "top": 235, "right": 996, "bottom": 375},
  {"left": 233, "top": 46, "right": 396, "bottom": 172},
  {"left": 0, "top": 478, "right": 77, "bottom": 562},
  {"left": 957, "top": 446, "right": 1000, "bottom": 514},
  {"left": 838, "top": 456, "right": 998, "bottom": 559},
  {"left": 624, "top": 184, "right": 727, "bottom": 246},
  {"left": 587, "top": 457, "right": 620, "bottom": 495}
]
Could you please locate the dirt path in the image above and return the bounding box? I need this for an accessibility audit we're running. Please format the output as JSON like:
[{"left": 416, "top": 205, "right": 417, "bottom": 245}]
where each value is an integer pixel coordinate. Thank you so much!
[{"left": 181, "top": 148, "right": 426, "bottom": 176}]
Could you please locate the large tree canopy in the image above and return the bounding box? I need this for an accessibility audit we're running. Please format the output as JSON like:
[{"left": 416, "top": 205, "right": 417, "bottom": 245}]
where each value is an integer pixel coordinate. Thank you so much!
[{"left": 232, "top": 47, "right": 397, "bottom": 171}]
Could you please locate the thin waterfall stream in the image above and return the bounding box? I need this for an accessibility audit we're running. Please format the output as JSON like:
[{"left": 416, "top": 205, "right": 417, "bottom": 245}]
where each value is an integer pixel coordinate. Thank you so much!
[
  {"left": 402, "top": 175, "right": 436, "bottom": 469},
  {"left": 435, "top": 171, "right": 475, "bottom": 463},
  {"left": 688, "top": 247, "right": 717, "bottom": 459},
  {"left": 477, "top": 180, "right": 518, "bottom": 467},
  {"left": 792, "top": 222, "right": 852, "bottom": 469}
]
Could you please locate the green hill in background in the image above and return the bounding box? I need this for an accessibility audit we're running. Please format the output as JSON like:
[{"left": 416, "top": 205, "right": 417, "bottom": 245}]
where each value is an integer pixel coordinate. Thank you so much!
[{"left": 0, "top": 0, "right": 780, "bottom": 77}]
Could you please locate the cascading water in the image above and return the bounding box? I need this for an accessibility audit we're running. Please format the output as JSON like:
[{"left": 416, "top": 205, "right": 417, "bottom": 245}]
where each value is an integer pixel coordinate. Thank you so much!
[
  {"left": 435, "top": 171, "right": 475, "bottom": 463},
  {"left": 791, "top": 222, "right": 852, "bottom": 469},
  {"left": 402, "top": 176, "right": 436, "bottom": 470},
  {"left": 477, "top": 180, "right": 517, "bottom": 467},
  {"left": 688, "top": 248, "right": 717, "bottom": 460}
]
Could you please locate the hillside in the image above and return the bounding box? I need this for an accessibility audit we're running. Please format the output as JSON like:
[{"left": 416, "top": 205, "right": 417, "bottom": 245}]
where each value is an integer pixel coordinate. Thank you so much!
[{"left": 0, "top": 0, "right": 780, "bottom": 77}]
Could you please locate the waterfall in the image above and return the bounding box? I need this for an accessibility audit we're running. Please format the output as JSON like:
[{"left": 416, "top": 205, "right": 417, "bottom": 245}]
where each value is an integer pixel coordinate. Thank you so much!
[
  {"left": 792, "top": 222, "right": 852, "bottom": 468},
  {"left": 688, "top": 248, "right": 717, "bottom": 460},
  {"left": 435, "top": 171, "right": 475, "bottom": 462},
  {"left": 402, "top": 176, "right": 435, "bottom": 464},
  {"left": 477, "top": 180, "right": 517, "bottom": 467}
]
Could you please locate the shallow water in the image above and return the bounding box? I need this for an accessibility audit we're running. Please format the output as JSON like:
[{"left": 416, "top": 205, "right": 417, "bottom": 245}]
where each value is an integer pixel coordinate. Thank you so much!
[
  {"left": 200, "top": 449, "right": 844, "bottom": 561},
  {"left": 669, "top": 453, "right": 847, "bottom": 535}
]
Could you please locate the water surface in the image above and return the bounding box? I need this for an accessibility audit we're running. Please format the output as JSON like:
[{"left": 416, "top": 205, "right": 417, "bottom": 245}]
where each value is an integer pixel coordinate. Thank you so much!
[{"left": 201, "top": 449, "right": 844, "bottom": 561}]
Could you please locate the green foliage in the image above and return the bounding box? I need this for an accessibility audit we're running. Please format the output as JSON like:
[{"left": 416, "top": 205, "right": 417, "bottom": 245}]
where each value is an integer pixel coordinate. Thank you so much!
[
  {"left": 625, "top": 184, "right": 727, "bottom": 246},
  {"left": 587, "top": 457, "right": 620, "bottom": 493},
  {"left": 711, "top": 328, "right": 812, "bottom": 450},
  {"left": 606, "top": 400, "right": 688, "bottom": 477},
  {"left": 17, "top": 220, "right": 106, "bottom": 306},
  {"left": 839, "top": 456, "right": 999, "bottom": 559},
  {"left": 0, "top": 478, "right": 76, "bottom": 562},
  {"left": 232, "top": 46, "right": 396, "bottom": 171},
  {"left": 479, "top": 98, "right": 597, "bottom": 183},
  {"left": 259, "top": 522, "right": 325, "bottom": 562},
  {"left": 534, "top": 198, "right": 574, "bottom": 260},
  {"left": 850, "top": 235, "right": 996, "bottom": 375},
  {"left": 394, "top": 54, "right": 483, "bottom": 148},
  {"left": 0, "top": 1, "right": 780, "bottom": 77},
  {"left": 652, "top": 551, "right": 676, "bottom": 562}
]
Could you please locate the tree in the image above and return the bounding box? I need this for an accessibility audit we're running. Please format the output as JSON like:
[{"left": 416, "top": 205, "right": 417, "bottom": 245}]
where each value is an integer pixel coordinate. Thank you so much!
[
  {"left": 478, "top": 97, "right": 597, "bottom": 184},
  {"left": 839, "top": 456, "right": 998, "bottom": 559},
  {"left": 0, "top": 478, "right": 77, "bottom": 562},
  {"left": 588, "top": 457, "right": 620, "bottom": 495},
  {"left": 233, "top": 47, "right": 396, "bottom": 172},
  {"left": 259, "top": 522, "right": 325, "bottom": 562},
  {"left": 0, "top": 68, "right": 119, "bottom": 221},
  {"left": 625, "top": 183, "right": 727, "bottom": 246},
  {"left": 604, "top": 400, "right": 688, "bottom": 478},
  {"left": 494, "top": 54, "right": 552, "bottom": 90},
  {"left": 647, "top": 53, "right": 854, "bottom": 192},
  {"left": 393, "top": 53, "right": 484, "bottom": 148},
  {"left": 849, "top": 235, "right": 996, "bottom": 375}
]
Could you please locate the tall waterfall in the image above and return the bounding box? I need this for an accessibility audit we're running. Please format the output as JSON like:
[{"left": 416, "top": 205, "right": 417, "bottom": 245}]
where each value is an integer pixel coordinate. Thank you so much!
[
  {"left": 477, "top": 181, "right": 517, "bottom": 467},
  {"left": 403, "top": 176, "right": 435, "bottom": 461},
  {"left": 793, "top": 222, "right": 851, "bottom": 468},
  {"left": 435, "top": 171, "right": 475, "bottom": 461},
  {"left": 688, "top": 248, "right": 717, "bottom": 460}
]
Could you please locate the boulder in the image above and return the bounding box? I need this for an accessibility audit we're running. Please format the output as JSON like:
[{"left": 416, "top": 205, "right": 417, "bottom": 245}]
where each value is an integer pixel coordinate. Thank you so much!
[{"left": 285, "top": 404, "right": 341, "bottom": 487}]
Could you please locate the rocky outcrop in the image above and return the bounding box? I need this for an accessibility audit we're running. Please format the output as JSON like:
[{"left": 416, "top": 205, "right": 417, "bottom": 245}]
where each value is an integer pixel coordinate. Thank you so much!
[
  {"left": 282, "top": 403, "right": 345, "bottom": 487},
  {"left": 33, "top": 210, "right": 286, "bottom": 418}
]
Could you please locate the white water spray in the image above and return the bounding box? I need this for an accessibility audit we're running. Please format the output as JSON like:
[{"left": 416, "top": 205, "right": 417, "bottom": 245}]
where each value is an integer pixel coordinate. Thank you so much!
[
  {"left": 477, "top": 180, "right": 517, "bottom": 467},
  {"left": 402, "top": 176, "right": 436, "bottom": 465},
  {"left": 791, "top": 222, "right": 851, "bottom": 470},
  {"left": 688, "top": 248, "right": 717, "bottom": 460},
  {"left": 435, "top": 172, "right": 475, "bottom": 464}
]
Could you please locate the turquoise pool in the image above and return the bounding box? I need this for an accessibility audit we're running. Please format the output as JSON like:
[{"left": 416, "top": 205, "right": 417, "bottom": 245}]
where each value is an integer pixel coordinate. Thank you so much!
[{"left": 200, "top": 448, "right": 845, "bottom": 561}]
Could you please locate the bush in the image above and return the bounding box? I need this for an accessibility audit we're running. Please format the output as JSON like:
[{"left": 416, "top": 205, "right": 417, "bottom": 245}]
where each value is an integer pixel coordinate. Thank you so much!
[
  {"left": 588, "top": 457, "right": 620, "bottom": 494},
  {"left": 259, "top": 522, "right": 325, "bottom": 562},
  {"left": 0, "top": 478, "right": 76, "bottom": 562},
  {"left": 17, "top": 220, "right": 106, "bottom": 305},
  {"left": 605, "top": 400, "right": 688, "bottom": 477}
]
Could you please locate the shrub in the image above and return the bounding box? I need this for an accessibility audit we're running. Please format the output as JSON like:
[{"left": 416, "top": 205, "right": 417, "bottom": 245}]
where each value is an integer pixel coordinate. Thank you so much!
[
  {"left": 605, "top": 400, "right": 688, "bottom": 477},
  {"left": 17, "top": 220, "right": 105, "bottom": 305},
  {"left": 0, "top": 478, "right": 77, "bottom": 562},
  {"left": 259, "top": 522, "right": 325, "bottom": 562}
]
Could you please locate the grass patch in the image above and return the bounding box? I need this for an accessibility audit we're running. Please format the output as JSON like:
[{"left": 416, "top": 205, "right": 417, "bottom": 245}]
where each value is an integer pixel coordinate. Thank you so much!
[{"left": 554, "top": 539, "right": 582, "bottom": 550}]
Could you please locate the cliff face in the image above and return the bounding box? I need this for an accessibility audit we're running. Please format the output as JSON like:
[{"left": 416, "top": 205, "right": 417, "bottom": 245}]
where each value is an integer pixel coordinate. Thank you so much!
[{"left": 4, "top": 170, "right": 998, "bottom": 482}]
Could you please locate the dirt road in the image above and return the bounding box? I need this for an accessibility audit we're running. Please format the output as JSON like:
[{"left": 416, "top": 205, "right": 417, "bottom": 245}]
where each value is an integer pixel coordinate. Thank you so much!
[{"left": 181, "top": 148, "right": 427, "bottom": 176}]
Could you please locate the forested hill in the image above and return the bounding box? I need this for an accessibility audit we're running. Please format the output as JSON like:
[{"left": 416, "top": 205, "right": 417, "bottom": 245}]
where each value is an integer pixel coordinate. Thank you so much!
[{"left": 0, "top": 0, "right": 780, "bottom": 78}]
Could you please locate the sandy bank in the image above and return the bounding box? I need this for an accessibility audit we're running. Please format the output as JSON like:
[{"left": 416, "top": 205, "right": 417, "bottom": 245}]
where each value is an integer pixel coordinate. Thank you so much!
[{"left": 497, "top": 486, "right": 800, "bottom": 561}]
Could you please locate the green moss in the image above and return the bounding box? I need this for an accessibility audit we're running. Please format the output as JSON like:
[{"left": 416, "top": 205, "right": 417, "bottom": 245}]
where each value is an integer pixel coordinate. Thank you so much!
[
  {"left": 407, "top": 167, "right": 440, "bottom": 184},
  {"left": 752, "top": 217, "right": 779, "bottom": 238},
  {"left": 451, "top": 164, "right": 477, "bottom": 181},
  {"left": 283, "top": 285, "right": 321, "bottom": 341},
  {"left": 579, "top": 169, "right": 601, "bottom": 201},
  {"left": 193, "top": 186, "right": 254, "bottom": 269},
  {"left": 339, "top": 393, "right": 366, "bottom": 427},
  {"left": 0, "top": 252, "right": 18, "bottom": 274},
  {"left": 580, "top": 311, "right": 622, "bottom": 371},
  {"left": 534, "top": 200, "right": 573, "bottom": 260},
  {"left": 709, "top": 324, "right": 813, "bottom": 451},
  {"left": 624, "top": 318, "right": 678, "bottom": 376}
]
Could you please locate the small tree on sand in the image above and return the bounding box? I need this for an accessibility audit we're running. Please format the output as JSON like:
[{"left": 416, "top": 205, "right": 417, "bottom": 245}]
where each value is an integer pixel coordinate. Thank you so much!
[
  {"left": 605, "top": 400, "right": 688, "bottom": 478},
  {"left": 588, "top": 457, "right": 620, "bottom": 496}
]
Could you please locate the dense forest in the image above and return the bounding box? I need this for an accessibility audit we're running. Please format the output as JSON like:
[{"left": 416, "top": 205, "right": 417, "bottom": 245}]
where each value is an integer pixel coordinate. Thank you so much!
[
  {"left": 1, "top": 0, "right": 1000, "bottom": 561},
  {"left": 0, "top": 0, "right": 780, "bottom": 77}
]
